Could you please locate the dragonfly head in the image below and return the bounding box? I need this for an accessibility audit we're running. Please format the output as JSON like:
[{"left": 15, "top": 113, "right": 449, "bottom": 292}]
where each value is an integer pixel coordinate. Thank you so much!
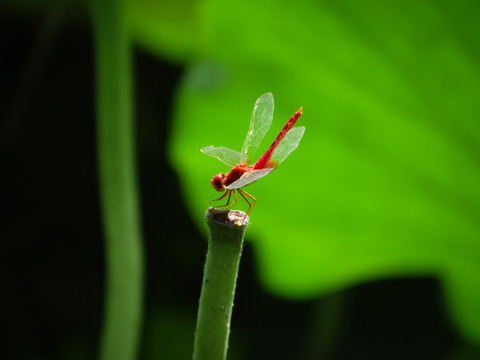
[{"left": 211, "top": 173, "right": 226, "bottom": 192}]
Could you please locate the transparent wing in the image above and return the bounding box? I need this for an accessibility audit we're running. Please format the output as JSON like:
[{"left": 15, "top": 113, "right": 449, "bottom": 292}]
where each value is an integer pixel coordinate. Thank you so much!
[
  {"left": 226, "top": 168, "right": 275, "bottom": 189},
  {"left": 200, "top": 145, "right": 246, "bottom": 167},
  {"left": 271, "top": 126, "right": 305, "bottom": 165},
  {"left": 241, "top": 93, "right": 274, "bottom": 164}
]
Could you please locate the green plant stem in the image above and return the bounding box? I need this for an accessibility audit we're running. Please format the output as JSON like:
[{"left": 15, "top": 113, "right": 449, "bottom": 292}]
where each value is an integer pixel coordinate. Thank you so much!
[
  {"left": 193, "top": 208, "right": 249, "bottom": 360},
  {"left": 90, "top": 1, "right": 143, "bottom": 360}
]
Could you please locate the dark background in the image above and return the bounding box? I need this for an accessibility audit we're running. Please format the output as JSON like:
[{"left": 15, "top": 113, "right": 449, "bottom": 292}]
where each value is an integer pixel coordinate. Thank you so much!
[{"left": 1, "top": 7, "right": 472, "bottom": 360}]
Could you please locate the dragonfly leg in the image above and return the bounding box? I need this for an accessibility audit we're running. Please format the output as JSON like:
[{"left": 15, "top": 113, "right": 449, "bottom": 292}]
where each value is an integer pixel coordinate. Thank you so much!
[
  {"left": 210, "top": 189, "right": 230, "bottom": 203},
  {"left": 238, "top": 189, "right": 256, "bottom": 214},
  {"left": 228, "top": 190, "right": 238, "bottom": 208},
  {"left": 211, "top": 190, "right": 238, "bottom": 209}
]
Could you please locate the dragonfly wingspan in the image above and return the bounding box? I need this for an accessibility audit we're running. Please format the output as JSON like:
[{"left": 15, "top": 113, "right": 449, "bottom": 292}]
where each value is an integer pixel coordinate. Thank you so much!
[
  {"left": 200, "top": 146, "right": 246, "bottom": 167},
  {"left": 226, "top": 168, "right": 275, "bottom": 189},
  {"left": 271, "top": 126, "right": 305, "bottom": 165},
  {"left": 241, "top": 93, "right": 274, "bottom": 164}
]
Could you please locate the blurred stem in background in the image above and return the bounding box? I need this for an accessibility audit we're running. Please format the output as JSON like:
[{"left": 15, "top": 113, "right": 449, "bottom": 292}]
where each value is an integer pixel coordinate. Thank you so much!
[
  {"left": 90, "top": 0, "right": 144, "bottom": 360},
  {"left": 298, "top": 292, "right": 346, "bottom": 360}
]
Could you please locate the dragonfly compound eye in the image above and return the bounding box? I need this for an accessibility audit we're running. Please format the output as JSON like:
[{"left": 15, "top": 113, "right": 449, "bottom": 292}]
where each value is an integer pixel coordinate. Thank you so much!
[{"left": 211, "top": 173, "right": 226, "bottom": 192}]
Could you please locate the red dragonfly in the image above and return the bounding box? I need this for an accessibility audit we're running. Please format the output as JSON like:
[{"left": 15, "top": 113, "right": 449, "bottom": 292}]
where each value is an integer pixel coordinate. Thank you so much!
[{"left": 201, "top": 93, "right": 305, "bottom": 215}]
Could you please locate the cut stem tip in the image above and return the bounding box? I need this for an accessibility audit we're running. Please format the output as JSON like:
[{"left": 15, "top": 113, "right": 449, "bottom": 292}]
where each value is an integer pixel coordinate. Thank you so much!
[{"left": 206, "top": 208, "right": 249, "bottom": 227}]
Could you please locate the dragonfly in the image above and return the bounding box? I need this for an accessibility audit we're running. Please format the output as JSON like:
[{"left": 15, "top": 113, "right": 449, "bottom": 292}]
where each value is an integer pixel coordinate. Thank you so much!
[{"left": 200, "top": 92, "right": 305, "bottom": 215}]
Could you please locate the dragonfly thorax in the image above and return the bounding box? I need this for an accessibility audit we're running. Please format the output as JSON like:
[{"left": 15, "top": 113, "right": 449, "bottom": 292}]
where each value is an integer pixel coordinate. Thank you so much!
[{"left": 211, "top": 173, "right": 226, "bottom": 192}]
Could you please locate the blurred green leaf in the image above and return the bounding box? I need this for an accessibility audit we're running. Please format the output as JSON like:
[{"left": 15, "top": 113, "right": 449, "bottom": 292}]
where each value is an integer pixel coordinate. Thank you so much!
[
  {"left": 125, "top": 0, "right": 204, "bottom": 61},
  {"left": 130, "top": 0, "right": 480, "bottom": 344}
]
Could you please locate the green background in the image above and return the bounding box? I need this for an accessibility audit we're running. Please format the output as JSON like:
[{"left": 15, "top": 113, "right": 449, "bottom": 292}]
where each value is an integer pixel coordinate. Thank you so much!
[
  {"left": 2, "top": 0, "right": 480, "bottom": 358},
  {"left": 159, "top": 0, "right": 480, "bottom": 343}
]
